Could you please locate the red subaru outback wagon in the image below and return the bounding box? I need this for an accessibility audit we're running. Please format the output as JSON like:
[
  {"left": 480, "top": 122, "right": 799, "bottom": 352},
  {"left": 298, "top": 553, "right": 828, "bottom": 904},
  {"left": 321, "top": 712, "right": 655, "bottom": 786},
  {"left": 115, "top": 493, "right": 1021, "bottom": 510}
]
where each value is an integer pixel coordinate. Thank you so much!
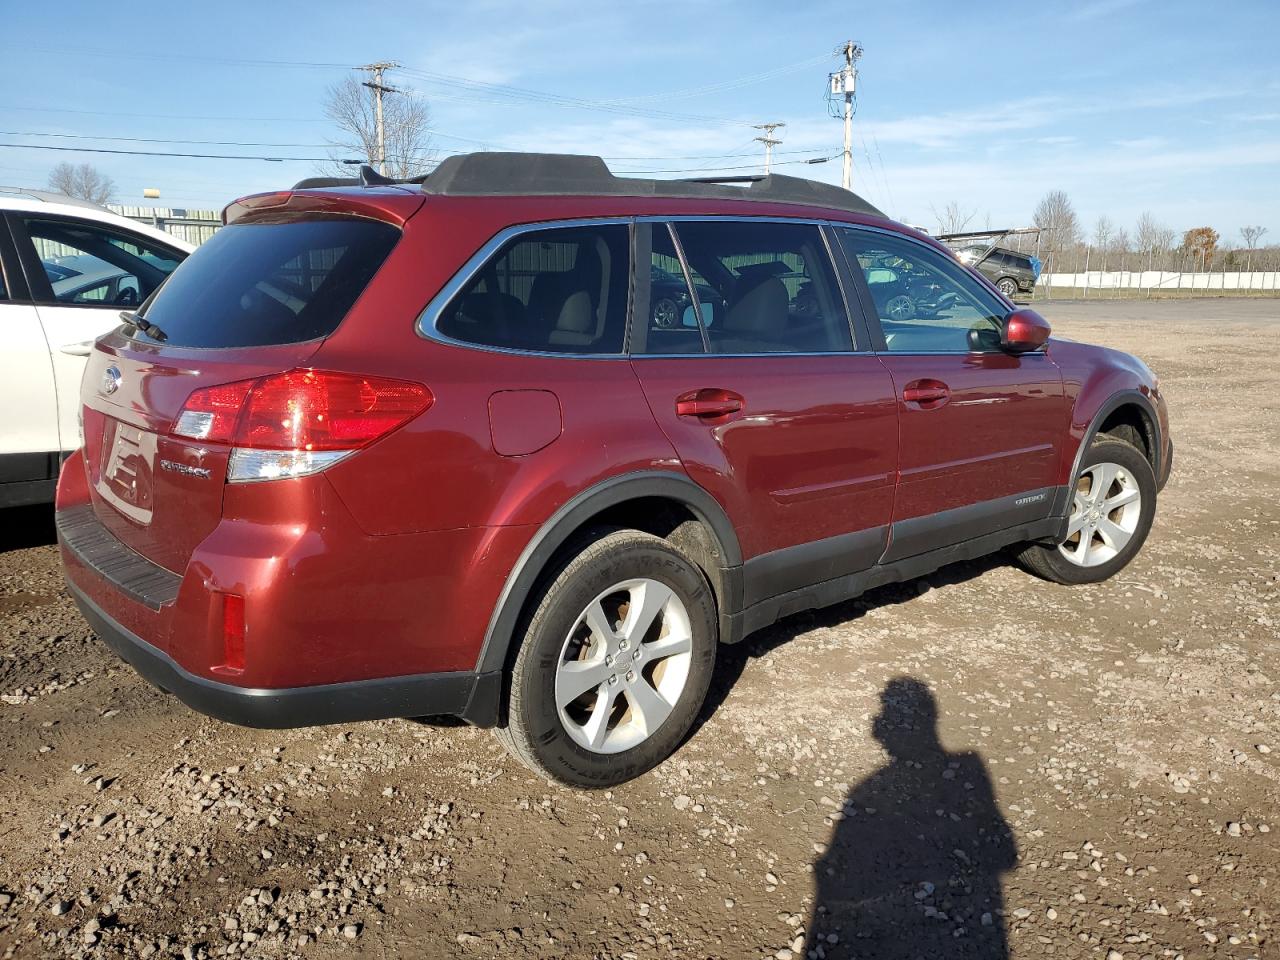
[{"left": 57, "top": 153, "right": 1172, "bottom": 787}]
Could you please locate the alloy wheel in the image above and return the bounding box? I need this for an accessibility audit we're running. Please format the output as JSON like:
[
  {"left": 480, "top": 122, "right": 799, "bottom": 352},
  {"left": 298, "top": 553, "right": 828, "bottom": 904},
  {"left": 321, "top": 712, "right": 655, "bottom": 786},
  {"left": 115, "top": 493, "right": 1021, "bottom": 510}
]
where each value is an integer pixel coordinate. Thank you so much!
[
  {"left": 885, "top": 294, "right": 915, "bottom": 321},
  {"left": 554, "top": 578, "right": 693, "bottom": 754},
  {"left": 652, "top": 298, "right": 680, "bottom": 328},
  {"left": 1059, "top": 461, "right": 1142, "bottom": 567}
]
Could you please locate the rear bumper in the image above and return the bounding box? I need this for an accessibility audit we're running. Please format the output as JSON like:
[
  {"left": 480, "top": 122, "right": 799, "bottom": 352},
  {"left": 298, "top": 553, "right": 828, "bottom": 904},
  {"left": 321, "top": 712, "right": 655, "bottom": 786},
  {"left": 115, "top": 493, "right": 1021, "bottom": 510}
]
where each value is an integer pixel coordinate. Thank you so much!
[{"left": 68, "top": 581, "right": 501, "bottom": 728}]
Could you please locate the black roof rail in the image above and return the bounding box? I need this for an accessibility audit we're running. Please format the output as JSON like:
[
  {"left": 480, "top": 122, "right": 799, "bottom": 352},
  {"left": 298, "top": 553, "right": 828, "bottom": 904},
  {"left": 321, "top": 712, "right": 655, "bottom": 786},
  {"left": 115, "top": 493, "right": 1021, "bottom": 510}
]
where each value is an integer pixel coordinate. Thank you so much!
[{"left": 418, "top": 152, "right": 885, "bottom": 218}]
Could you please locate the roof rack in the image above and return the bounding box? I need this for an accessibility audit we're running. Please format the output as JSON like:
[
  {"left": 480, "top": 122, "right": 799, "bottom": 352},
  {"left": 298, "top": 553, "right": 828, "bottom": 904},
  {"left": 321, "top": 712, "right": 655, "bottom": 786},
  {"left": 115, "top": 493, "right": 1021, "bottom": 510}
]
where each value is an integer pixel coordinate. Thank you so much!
[
  {"left": 292, "top": 153, "right": 885, "bottom": 218},
  {"left": 420, "top": 153, "right": 885, "bottom": 217}
]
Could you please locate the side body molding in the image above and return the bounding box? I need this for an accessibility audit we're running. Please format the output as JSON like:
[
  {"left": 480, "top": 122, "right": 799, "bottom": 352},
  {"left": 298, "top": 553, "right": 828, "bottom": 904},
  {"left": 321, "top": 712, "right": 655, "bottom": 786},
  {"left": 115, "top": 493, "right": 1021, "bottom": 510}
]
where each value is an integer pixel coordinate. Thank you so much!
[{"left": 474, "top": 470, "right": 744, "bottom": 676}]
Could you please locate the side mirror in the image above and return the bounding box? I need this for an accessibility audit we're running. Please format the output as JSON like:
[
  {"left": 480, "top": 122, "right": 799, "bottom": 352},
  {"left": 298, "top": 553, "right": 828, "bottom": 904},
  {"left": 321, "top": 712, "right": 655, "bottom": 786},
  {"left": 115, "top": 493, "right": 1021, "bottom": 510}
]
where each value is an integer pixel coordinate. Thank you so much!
[{"left": 1002, "top": 308, "right": 1051, "bottom": 353}]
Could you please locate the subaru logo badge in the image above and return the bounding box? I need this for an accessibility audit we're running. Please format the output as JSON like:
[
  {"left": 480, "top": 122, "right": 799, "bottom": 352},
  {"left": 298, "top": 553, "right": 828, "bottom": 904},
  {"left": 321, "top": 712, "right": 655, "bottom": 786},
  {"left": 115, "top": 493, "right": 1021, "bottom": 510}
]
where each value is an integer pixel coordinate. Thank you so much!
[{"left": 102, "top": 366, "right": 122, "bottom": 395}]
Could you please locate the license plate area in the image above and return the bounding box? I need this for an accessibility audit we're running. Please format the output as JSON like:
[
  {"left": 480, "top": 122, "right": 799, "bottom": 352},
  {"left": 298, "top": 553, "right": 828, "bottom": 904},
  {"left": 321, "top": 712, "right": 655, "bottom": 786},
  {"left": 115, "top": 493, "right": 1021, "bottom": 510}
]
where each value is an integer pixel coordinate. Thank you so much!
[{"left": 96, "top": 419, "right": 158, "bottom": 525}]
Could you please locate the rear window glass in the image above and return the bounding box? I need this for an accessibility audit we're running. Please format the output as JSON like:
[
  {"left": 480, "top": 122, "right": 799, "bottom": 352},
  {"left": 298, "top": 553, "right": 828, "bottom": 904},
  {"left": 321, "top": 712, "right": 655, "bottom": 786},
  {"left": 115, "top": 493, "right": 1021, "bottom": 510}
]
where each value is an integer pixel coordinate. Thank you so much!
[{"left": 136, "top": 218, "right": 399, "bottom": 348}]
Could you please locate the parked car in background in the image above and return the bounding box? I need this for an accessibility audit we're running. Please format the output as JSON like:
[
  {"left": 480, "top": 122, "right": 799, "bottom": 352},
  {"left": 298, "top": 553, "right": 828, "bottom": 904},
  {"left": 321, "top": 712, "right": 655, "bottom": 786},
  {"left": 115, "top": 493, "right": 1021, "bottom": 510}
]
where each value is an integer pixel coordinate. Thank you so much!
[
  {"left": 0, "top": 187, "right": 192, "bottom": 507},
  {"left": 56, "top": 154, "right": 1171, "bottom": 788},
  {"left": 957, "top": 244, "right": 1038, "bottom": 298}
]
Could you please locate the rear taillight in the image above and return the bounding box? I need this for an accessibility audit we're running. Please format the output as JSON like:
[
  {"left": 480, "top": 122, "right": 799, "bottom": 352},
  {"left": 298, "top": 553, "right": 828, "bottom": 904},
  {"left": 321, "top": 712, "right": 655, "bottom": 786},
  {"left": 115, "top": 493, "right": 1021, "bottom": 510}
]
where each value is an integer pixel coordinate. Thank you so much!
[{"left": 172, "top": 369, "right": 432, "bottom": 482}]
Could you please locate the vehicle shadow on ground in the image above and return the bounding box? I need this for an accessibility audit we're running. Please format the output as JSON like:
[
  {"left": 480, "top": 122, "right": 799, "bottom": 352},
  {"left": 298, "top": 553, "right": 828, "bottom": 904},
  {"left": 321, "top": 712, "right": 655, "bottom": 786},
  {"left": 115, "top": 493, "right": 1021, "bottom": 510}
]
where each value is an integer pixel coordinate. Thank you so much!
[
  {"left": 697, "top": 552, "right": 1007, "bottom": 722},
  {"left": 804, "top": 677, "right": 1016, "bottom": 958},
  {"left": 0, "top": 505, "right": 57, "bottom": 555}
]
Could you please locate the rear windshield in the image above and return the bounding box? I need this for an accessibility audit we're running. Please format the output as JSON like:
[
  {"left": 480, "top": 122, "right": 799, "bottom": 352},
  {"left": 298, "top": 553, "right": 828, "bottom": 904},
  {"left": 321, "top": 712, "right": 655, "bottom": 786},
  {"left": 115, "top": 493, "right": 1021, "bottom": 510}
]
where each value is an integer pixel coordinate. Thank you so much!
[{"left": 136, "top": 218, "right": 400, "bottom": 347}]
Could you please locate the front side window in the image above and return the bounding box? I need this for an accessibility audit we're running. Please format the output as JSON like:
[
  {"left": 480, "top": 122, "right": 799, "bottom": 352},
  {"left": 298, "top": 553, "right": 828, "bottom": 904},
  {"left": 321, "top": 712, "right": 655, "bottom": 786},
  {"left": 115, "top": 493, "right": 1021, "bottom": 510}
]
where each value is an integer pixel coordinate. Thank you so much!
[
  {"left": 663, "top": 220, "right": 852, "bottom": 355},
  {"left": 437, "top": 224, "right": 629, "bottom": 354},
  {"left": 839, "top": 228, "right": 1007, "bottom": 353},
  {"left": 22, "top": 217, "right": 182, "bottom": 307}
]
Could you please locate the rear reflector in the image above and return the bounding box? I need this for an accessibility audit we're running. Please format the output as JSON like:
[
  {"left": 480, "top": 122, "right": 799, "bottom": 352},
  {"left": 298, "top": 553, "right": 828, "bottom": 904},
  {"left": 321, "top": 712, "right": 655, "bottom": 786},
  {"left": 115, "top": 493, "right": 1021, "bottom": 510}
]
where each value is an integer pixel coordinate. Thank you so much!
[
  {"left": 220, "top": 593, "right": 246, "bottom": 673},
  {"left": 172, "top": 369, "right": 432, "bottom": 481}
]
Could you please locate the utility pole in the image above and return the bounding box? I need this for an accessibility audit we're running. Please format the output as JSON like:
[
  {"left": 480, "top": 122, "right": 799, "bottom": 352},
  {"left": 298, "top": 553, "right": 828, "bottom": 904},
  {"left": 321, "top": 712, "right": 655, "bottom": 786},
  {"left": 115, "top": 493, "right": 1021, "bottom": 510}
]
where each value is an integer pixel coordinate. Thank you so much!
[
  {"left": 752, "top": 122, "right": 785, "bottom": 174},
  {"left": 355, "top": 61, "right": 400, "bottom": 175},
  {"left": 829, "top": 41, "right": 862, "bottom": 190}
]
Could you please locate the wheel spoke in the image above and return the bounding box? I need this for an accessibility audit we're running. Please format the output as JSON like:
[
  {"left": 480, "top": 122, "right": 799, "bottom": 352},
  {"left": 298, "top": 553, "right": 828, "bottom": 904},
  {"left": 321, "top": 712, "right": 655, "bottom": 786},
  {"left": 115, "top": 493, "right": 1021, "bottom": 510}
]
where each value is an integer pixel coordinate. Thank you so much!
[
  {"left": 581, "top": 684, "right": 619, "bottom": 750},
  {"left": 643, "top": 626, "right": 693, "bottom": 662},
  {"left": 1066, "top": 513, "right": 1089, "bottom": 537},
  {"left": 1096, "top": 517, "right": 1130, "bottom": 551},
  {"left": 625, "top": 677, "right": 673, "bottom": 735},
  {"left": 620, "top": 580, "right": 673, "bottom": 644},
  {"left": 1103, "top": 487, "right": 1140, "bottom": 511},
  {"left": 1090, "top": 462, "right": 1119, "bottom": 503},
  {"left": 581, "top": 601, "right": 616, "bottom": 646},
  {"left": 556, "top": 658, "right": 613, "bottom": 709}
]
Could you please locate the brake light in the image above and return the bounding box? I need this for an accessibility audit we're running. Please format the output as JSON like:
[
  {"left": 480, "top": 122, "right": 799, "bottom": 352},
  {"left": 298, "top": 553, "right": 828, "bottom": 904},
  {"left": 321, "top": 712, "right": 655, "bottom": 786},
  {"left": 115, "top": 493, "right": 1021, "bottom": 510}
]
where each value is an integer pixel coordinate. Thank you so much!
[
  {"left": 172, "top": 369, "right": 432, "bottom": 481},
  {"left": 173, "top": 381, "right": 254, "bottom": 443}
]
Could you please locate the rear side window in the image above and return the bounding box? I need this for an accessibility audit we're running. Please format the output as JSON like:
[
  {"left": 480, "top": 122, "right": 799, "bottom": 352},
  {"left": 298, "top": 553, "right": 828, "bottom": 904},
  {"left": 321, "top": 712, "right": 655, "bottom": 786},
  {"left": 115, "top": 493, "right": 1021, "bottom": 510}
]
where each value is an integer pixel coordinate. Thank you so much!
[
  {"left": 436, "top": 224, "right": 629, "bottom": 355},
  {"left": 138, "top": 218, "right": 399, "bottom": 348},
  {"left": 663, "top": 220, "right": 852, "bottom": 355}
]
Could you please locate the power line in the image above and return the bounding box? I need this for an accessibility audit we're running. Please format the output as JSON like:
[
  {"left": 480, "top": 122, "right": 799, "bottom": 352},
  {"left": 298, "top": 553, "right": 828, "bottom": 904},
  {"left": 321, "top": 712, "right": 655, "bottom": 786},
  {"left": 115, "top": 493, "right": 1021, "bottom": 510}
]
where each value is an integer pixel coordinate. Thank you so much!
[
  {"left": 0, "top": 142, "right": 351, "bottom": 163},
  {"left": 0, "top": 103, "right": 328, "bottom": 123},
  {"left": 0, "top": 127, "right": 837, "bottom": 165},
  {"left": 0, "top": 130, "right": 337, "bottom": 149}
]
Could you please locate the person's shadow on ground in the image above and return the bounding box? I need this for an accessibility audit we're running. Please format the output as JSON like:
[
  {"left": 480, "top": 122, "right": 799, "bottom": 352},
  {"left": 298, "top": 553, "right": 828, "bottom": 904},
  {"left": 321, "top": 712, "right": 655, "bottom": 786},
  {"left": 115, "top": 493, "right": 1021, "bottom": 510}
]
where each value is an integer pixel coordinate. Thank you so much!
[{"left": 806, "top": 677, "right": 1017, "bottom": 959}]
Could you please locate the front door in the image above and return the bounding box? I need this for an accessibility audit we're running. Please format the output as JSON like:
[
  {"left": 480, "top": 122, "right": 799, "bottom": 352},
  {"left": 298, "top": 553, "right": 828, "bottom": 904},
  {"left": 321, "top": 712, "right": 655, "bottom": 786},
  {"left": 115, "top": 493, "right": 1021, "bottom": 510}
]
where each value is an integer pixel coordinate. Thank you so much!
[
  {"left": 630, "top": 219, "right": 898, "bottom": 606},
  {"left": 836, "top": 225, "right": 1067, "bottom": 562},
  {"left": 0, "top": 218, "right": 59, "bottom": 492}
]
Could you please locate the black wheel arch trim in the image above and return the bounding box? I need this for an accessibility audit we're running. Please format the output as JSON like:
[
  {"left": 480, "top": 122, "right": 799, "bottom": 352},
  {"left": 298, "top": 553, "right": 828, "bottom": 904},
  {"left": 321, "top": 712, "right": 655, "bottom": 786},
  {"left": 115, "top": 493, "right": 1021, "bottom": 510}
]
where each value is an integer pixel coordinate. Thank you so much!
[
  {"left": 1055, "top": 388, "right": 1162, "bottom": 515},
  {"left": 474, "top": 470, "right": 743, "bottom": 677}
]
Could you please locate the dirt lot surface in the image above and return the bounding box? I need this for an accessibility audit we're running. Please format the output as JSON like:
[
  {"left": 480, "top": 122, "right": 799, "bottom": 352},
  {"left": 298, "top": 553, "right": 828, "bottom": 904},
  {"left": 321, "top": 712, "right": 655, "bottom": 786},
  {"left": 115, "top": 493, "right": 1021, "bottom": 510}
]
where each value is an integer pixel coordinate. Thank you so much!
[{"left": 1, "top": 298, "right": 1277, "bottom": 960}]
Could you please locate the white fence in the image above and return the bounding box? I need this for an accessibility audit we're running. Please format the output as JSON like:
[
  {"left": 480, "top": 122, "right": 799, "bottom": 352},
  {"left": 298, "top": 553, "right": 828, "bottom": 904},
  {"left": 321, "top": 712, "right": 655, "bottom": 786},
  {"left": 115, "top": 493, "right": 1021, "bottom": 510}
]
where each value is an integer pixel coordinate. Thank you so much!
[
  {"left": 108, "top": 205, "right": 221, "bottom": 246},
  {"left": 1039, "top": 270, "right": 1280, "bottom": 293}
]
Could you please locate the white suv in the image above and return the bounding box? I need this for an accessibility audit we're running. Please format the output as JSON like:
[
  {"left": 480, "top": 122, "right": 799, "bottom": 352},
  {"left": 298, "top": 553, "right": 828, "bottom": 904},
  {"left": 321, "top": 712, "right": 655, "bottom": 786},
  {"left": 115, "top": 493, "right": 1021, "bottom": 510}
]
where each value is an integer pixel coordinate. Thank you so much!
[{"left": 0, "top": 188, "right": 192, "bottom": 507}]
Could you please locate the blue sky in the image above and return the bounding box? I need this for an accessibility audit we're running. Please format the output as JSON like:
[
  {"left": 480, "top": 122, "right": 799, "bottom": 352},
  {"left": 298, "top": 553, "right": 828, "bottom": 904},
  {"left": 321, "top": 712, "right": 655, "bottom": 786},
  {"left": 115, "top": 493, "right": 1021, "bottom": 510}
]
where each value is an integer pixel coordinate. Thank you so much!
[{"left": 2, "top": 0, "right": 1277, "bottom": 242}]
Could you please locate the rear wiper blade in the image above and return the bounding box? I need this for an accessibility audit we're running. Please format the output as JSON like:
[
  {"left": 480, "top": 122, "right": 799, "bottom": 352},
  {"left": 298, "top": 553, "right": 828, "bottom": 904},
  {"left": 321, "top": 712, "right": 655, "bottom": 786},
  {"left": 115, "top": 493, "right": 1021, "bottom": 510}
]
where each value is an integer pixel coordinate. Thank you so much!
[{"left": 119, "top": 310, "right": 168, "bottom": 343}]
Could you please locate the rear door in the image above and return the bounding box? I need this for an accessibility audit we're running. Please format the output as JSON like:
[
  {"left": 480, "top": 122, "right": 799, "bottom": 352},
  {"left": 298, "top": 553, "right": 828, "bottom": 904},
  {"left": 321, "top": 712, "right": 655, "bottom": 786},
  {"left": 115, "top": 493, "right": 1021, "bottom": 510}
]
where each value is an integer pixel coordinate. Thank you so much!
[
  {"left": 836, "top": 226, "right": 1067, "bottom": 562},
  {"left": 9, "top": 214, "right": 185, "bottom": 454},
  {"left": 0, "top": 215, "right": 59, "bottom": 494},
  {"left": 630, "top": 219, "right": 898, "bottom": 606}
]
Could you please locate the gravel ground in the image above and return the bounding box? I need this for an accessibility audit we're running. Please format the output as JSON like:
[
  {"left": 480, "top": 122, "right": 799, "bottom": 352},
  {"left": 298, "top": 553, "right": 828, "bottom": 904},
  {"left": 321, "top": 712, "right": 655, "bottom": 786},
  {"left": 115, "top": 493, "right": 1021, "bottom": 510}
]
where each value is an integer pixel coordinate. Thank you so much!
[{"left": 1, "top": 297, "right": 1276, "bottom": 960}]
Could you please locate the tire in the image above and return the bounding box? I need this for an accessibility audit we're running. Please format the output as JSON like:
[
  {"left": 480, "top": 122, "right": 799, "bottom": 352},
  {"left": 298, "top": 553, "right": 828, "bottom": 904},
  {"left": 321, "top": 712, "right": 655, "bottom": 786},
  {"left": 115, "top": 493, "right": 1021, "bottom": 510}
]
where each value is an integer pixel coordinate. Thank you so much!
[
  {"left": 885, "top": 294, "right": 915, "bottom": 321},
  {"left": 652, "top": 297, "right": 680, "bottom": 328},
  {"left": 1015, "top": 436, "right": 1156, "bottom": 585},
  {"left": 496, "top": 528, "right": 717, "bottom": 788},
  {"left": 996, "top": 277, "right": 1019, "bottom": 297}
]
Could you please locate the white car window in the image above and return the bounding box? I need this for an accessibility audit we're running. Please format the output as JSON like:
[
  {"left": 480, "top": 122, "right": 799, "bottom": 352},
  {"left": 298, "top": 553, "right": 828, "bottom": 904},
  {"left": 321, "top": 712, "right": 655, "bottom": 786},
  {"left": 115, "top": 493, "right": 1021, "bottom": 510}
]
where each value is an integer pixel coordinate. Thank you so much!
[{"left": 22, "top": 217, "right": 181, "bottom": 308}]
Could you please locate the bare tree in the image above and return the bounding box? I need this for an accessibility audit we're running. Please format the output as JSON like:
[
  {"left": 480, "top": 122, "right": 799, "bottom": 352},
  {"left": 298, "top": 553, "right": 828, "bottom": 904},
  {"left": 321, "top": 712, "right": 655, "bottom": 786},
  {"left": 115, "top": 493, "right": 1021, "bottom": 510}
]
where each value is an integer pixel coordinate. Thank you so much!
[
  {"left": 1135, "top": 212, "right": 1175, "bottom": 269},
  {"left": 1092, "top": 215, "right": 1113, "bottom": 270},
  {"left": 1032, "top": 190, "right": 1080, "bottom": 269},
  {"left": 323, "top": 75, "right": 433, "bottom": 179},
  {"left": 1112, "top": 227, "right": 1131, "bottom": 271},
  {"left": 47, "top": 162, "right": 115, "bottom": 205},
  {"left": 1240, "top": 225, "right": 1268, "bottom": 270},
  {"left": 930, "top": 200, "right": 976, "bottom": 235}
]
